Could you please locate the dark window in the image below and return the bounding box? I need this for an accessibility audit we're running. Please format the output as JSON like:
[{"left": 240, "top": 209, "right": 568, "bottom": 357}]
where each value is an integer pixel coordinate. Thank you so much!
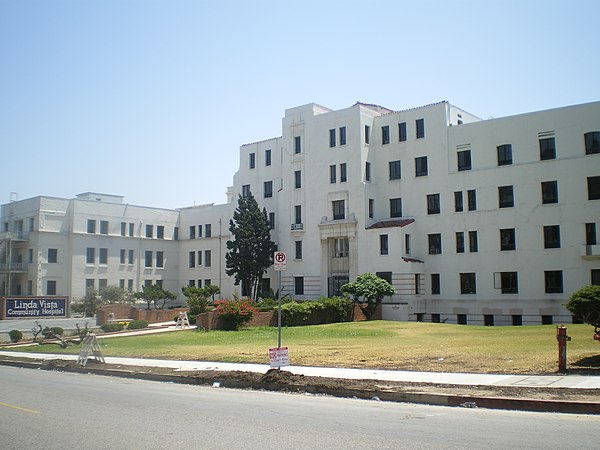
[
  {"left": 100, "top": 220, "right": 109, "bottom": 235},
  {"left": 264, "top": 181, "right": 273, "bottom": 198},
  {"left": 189, "top": 251, "right": 195, "bottom": 268},
  {"left": 416, "top": 118, "right": 425, "bottom": 139},
  {"left": 157, "top": 226, "right": 164, "bottom": 239},
  {"left": 500, "top": 228, "right": 516, "bottom": 251},
  {"left": 365, "top": 161, "right": 371, "bottom": 181},
  {"left": 332, "top": 200, "right": 345, "bottom": 220},
  {"left": 431, "top": 273, "right": 440, "bottom": 295},
  {"left": 380, "top": 234, "right": 389, "bottom": 255},
  {"left": 469, "top": 231, "right": 478, "bottom": 252},
  {"left": 329, "top": 129, "right": 336, "bottom": 147},
  {"left": 390, "top": 198, "right": 402, "bottom": 218},
  {"left": 121, "top": 222, "right": 126, "bottom": 236},
  {"left": 174, "top": 227, "right": 179, "bottom": 240},
  {"left": 340, "top": 163, "right": 347, "bottom": 182},
  {"left": 205, "top": 250, "right": 211, "bottom": 267},
  {"left": 249, "top": 152, "right": 255, "bottom": 169},
  {"left": 543, "top": 225, "right": 561, "bottom": 248},
  {"left": 588, "top": 176, "right": 600, "bottom": 200},
  {"left": 376, "top": 272, "right": 392, "bottom": 284},
  {"left": 460, "top": 273, "right": 476, "bottom": 294},
  {"left": 431, "top": 313, "right": 440, "bottom": 323},
  {"left": 427, "top": 194, "right": 440, "bottom": 214},
  {"left": 99, "top": 248, "right": 108, "bottom": 265},
  {"left": 382, "top": 125, "right": 390, "bottom": 145},
  {"left": 467, "top": 190, "right": 476, "bottom": 211},
  {"left": 415, "top": 156, "right": 428, "bottom": 177},
  {"left": 294, "top": 136, "right": 301, "bottom": 153},
  {"left": 205, "top": 224, "right": 211, "bottom": 238},
  {"left": 456, "top": 232, "right": 465, "bottom": 253},
  {"left": 128, "top": 223, "right": 134, "bottom": 236},
  {"left": 512, "top": 315, "right": 522, "bottom": 326},
  {"left": 265, "top": 149, "right": 272, "bottom": 166},
  {"left": 48, "top": 248, "right": 57, "bottom": 263},
  {"left": 87, "top": 219, "right": 96, "bottom": 234},
  {"left": 586, "top": 223, "right": 597, "bottom": 245},
  {"left": 128, "top": 249, "right": 134, "bottom": 264},
  {"left": 545, "top": 270, "right": 563, "bottom": 293},
  {"left": 404, "top": 234, "right": 411, "bottom": 255},
  {"left": 542, "top": 315, "right": 553, "bottom": 325},
  {"left": 145, "top": 224, "right": 153, "bottom": 238},
  {"left": 389, "top": 160, "right": 401, "bottom": 180},
  {"left": 189, "top": 226, "right": 195, "bottom": 239},
  {"left": 330, "top": 165, "right": 336, "bottom": 183},
  {"left": 484, "top": 315, "right": 494, "bottom": 326},
  {"left": 592, "top": 269, "right": 600, "bottom": 286},
  {"left": 368, "top": 199, "right": 374, "bottom": 219},
  {"left": 541, "top": 181, "right": 558, "bottom": 204},
  {"left": 294, "top": 205, "right": 302, "bottom": 224},
  {"left": 399, "top": 122, "right": 407, "bottom": 142},
  {"left": 497, "top": 144, "right": 512, "bottom": 166},
  {"left": 86, "top": 247, "right": 95, "bottom": 264},
  {"left": 585, "top": 132, "right": 600, "bottom": 155},
  {"left": 269, "top": 212, "right": 275, "bottom": 230},
  {"left": 501, "top": 272, "right": 518, "bottom": 294},
  {"left": 295, "top": 170, "right": 301, "bottom": 188},
  {"left": 457, "top": 150, "right": 471, "bottom": 171},
  {"left": 457, "top": 314, "right": 467, "bottom": 325},
  {"left": 198, "top": 225, "right": 203, "bottom": 238},
  {"left": 47, "top": 280, "right": 57, "bottom": 295},
  {"left": 454, "top": 191, "right": 463, "bottom": 212},
  {"left": 539, "top": 137, "right": 556, "bottom": 160},
  {"left": 295, "top": 240, "right": 302, "bottom": 259},
  {"left": 498, "top": 185, "right": 514, "bottom": 208},
  {"left": 340, "top": 127, "right": 346, "bottom": 145},
  {"left": 365, "top": 125, "right": 370, "bottom": 144},
  {"left": 197, "top": 251, "right": 202, "bottom": 266},
  {"left": 156, "top": 251, "right": 164, "bottom": 268},
  {"left": 428, "top": 233, "right": 442, "bottom": 255},
  {"left": 144, "top": 250, "right": 152, "bottom": 268},
  {"left": 120, "top": 249, "right": 126, "bottom": 264},
  {"left": 242, "top": 184, "right": 251, "bottom": 198},
  {"left": 294, "top": 276, "right": 304, "bottom": 295}
]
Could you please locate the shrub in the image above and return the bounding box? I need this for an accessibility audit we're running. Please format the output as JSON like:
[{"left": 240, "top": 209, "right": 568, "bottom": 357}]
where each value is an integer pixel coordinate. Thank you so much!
[
  {"left": 281, "top": 297, "right": 353, "bottom": 326},
  {"left": 565, "top": 285, "right": 600, "bottom": 329},
  {"left": 127, "top": 320, "right": 149, "bottom": 330},
  {"left": 281, "top": 301, "right": 325, "bottom": 326},
  {"left": 257, "top": 297, "right": 278, "bottom": 311},
  {"left": 8, "top": 329, "right": 23, "bottom": 343},
  {"left": 320, "top": 296, "right": 353, "bottom": 323},
  {"left": 42, "top": 327, "right": 64, "bottom": 338},
  {"left": 214, "top": 299, "right": 257, "bottom": 331},
  {"left": 100, "top": 323, "right": 124, "bottom": 333}
]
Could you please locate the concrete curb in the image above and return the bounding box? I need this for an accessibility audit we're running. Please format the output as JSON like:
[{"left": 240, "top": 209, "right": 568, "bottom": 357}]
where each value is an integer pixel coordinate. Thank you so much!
[{"left": 1, "top": 358, "right": 598, "bottom": 415}]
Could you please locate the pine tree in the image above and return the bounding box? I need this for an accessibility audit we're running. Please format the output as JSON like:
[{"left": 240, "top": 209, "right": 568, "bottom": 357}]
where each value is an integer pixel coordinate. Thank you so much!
[{"left": 225, "top": 193, "right": 277, "bottom": 300}]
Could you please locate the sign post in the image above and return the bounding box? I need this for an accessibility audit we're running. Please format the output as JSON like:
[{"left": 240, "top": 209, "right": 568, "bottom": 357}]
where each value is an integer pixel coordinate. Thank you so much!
[{"left": 273, "top": 251, "right": 287, "bottom": 366}]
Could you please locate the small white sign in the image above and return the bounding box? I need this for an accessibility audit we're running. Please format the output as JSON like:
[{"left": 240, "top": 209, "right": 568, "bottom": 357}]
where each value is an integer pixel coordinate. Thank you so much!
[
  {"left": 274, "top": 251, "right": 287, "bottom": 271},
  {"left": 269, "top": 346, "right": 290, "bottom": 368}
]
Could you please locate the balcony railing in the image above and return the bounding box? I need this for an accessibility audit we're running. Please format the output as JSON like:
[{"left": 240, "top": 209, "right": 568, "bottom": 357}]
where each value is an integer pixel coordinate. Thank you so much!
[
  {"left": 291, "top": 223, "right": 304, "bottom": 231},
  {"left": 0, "top": 262, "right": 28, "bottom": 272}
]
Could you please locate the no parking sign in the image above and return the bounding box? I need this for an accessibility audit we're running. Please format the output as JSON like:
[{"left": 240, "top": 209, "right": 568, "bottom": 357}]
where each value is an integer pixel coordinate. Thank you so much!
[{"left": 274, "top": 251, "right": 287, "bottom": 271}]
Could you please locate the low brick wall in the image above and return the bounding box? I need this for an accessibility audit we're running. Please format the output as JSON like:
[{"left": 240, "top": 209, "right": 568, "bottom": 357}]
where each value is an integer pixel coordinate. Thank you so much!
[
  {"left": 96, "top": 305, "right": 188, "bottom": 325},
  {"left": 350, "top": 304, "right": 382, "bottom": 321}
]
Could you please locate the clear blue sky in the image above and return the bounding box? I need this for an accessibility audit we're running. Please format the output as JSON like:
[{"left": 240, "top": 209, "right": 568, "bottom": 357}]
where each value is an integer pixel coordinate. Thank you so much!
[{"left": 1, "top": 0, "right": 599, "bottom": 209}]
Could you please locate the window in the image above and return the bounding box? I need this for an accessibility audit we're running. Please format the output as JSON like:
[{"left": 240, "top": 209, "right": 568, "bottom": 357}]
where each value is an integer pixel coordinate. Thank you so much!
[
  {"left": 120, "top": 249, "right": 126, "bottom": 264},
  {"left": 85, "top": 279, "right": 95, "bottom": 290},
  {"left": 586, "top": 223, "right": 597, "bottom": 245},
  {"left": 157, "top": 226, "right": 164, "bottom": 239},
  {"left": 329, "top": 129, "right": 336, "bottom": 147},
  {"left": 498, "top": 186, "right": 514, "bottom": 208},
  {"left": 294, "top": 170, "right": 301, "bottom": 188},
  {"left": 174, "top": 227, "right": 179, "bottom": 240},
  {"left": 144, "top": 250, "right": 152, "bottom": 268},
  {"left": 294, "top": 277, "right": 304, "bottom": 295},
  {"left": 500, "top": 228, "right": 516, "bottom": 251},
  {"left": 469, "top": 231, "right": 478, "bottom": 252},
  {"left": 389, "top": 160, "right": 401, "bottom": 180},
  {"left": 431, "top": 274, "right": 440, "bottom": 295},
  {"left": 100, "top": 220, "right": 109, "bottom": 235},
  {"left": 365, "top": 162, "right": 371, "bottom": 181},
  {"left": 588, "top": 176, "right": 600, "bottom": 200},
  {"left": 199, "top": 225, "right": 204, "bottom": 239},
  {"left": 28, "top": 248, "right": 33, "bottom": 263},
  {"left": 382, "top": 125, "right": 390, "bottom": 145},
  {"left": 365, "top": 125, "right": 370, "bottom": 144},
  {"left": 404, "top": 234, "right": 411, "bottom": 255},
  {"left": 457, "top": 314, "right": 467, "bottom": 325},
  {"left": 294, "top": 136, "right": 301, "bottom": 153},
  {"left": 204, "top": 279, "right": 212, "bottom": 287},
  {"left": 189, "top": 226, "right": 195, "bottom": 239},
  {"left": 545, "top": 270, "right": 563, "bottom": 293},
  {"left": 333, "top": 237, "right": 349, "bottom": 257},
  {"left": 543, "top": 225, "right": 561, "bottom": 248},
  {"left": 269, "top": 212, "right": 275, "bottom": 229},
  {"left": 585, "top": 132, "right": 600, "bottom": 155},
  {"left": 205, "top": 250, "right": 211, "bottom": 267},
  {"left": 500, "top": 272, "right": 518, "bottom": 294},
  {"left": 330, "top": 165, "right": 336, "bottom": 183},
  {"left": 333, "top": 200, "right": 345, "bottom": 220},
  {"left": 497, "top": 144, "right": 512, "bottom": 166},
  {"left": 592, "top": 269, "right": 600, "bottom": 286},
  {"left": 415, "top": 156, "right": 428, "bottom": 177},
  {"left": 340, "top": 163, "right": 347, "bottom": 182},
  {"left": 188, "top": 251, "right": 195, "bottom": 268},
  {"left": 146, "top": 224, "right": 153, "bottom": 238},
  {"left": 460, "top": 273, "right": 476, "bottom": 294},
  {"left": 390, "top": 198, "right": 402, "bottom": 218},
  {"left": 197, "top": 251, "right": 202, "bottom": 266},
  {"left": 128, "top": 279, "right": 133, "bottom": 290},
  {"left": 467, "top": 190, "right": 476, "bottom": 211},
  {"left": 456, "top": 232, "right": 465, "bottom": 253},
  {"left": 87, "top": 219, "right": 96, "bottom": 234},
  {"left": 539, "top": 137, "right": 556, "bottom": 160},
  {"left": 380, "top": 234, "right": 389, "bottom": 255},
  {"left": 427, "top": 194, "right": 440, "bottom": 214},
  {"left": 128, "top": 249, "right": 134, "bottom": 264},
  {"left": 128, "top": 223, "right": 134, "bottom": 237},
  {"left": 415, "top": 274, "right": 421, "bottom": 294},
  {"left": 416, "top": 118, "right": 425, "bottom": 139},
  {"left": 541, "top": 181, "right": 558, "bottom": 204},
  {"left": 265, "top": 149, "right": 272, "bottom": 166},
  {"left": 249, "top": 152, "right": 255, "bottom": 169},
  {"left": 99, "top": 248, "right": 108, "bottom": 265},
  {"left": 454, "top": 191, "right": 463, "bottom": 212},
  {"left": 156, "top": 251, "right": 164, "bottom": 268},
  {"left": 47, "top": 280, "right": 56, "bottom": 295},
  {"left": 205, "top": 224, "right": 211, "bottom": 238},
  {"left": 340, "top": 127, "right": 346, "bottom": 146},
  {"left": 29, "top": 217, "right": 34, "bottom": 232},
  {"left": 428, "top": 233, "right": 442, "bottom": 254},
  {"left": 295, "top": 240, "right": 303, "bottom": 259},
  {"left": 457, "top": 150, "right": 471, "bottom": 171},
  {"left": 86, "top": 247, "right": 95, "bottom": 264},
  {"left": 512, "top": 315, "right": 522, "bottom": 326},
  {"left": 264, "top": 181, "right": 273, "bottom": 198},
  {"left": 484, "top": 315, "right": 494, "bottom": 326},
  {"left": 48, "top": 248, "right": 57, "bottom": 263},
  {"left": 242, "top": 184, "right": 251, "bottom": 198},
  {"left": 398, "top": 122, "right": 407, "bottom": 142},
  {"left": 294, "top": 205, "right": 302, "bottom": 224},
  {"left": 121, "top": 222, "right": 126, "bottom": 236}
]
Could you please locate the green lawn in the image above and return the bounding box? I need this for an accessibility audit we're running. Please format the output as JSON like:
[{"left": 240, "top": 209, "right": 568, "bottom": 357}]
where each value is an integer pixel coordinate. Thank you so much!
[{"left": 7, "top": 321, "right": 600, "bottom": 374}]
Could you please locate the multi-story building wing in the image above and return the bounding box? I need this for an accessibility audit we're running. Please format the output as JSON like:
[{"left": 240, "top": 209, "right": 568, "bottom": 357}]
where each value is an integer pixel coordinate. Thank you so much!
[{"left": 2, "top": 100, "right": 599, "bottom": 325}]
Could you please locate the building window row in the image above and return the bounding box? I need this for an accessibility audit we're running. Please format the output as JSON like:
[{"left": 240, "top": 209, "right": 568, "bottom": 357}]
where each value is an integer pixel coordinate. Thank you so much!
[
  {"left": 330, "top": 163, "right": 347, "bottom": 183},
  {"left": 188, "top": 250, "right": 212, "bottom": 268},
  {"left": 189, "top": 224, "right": 212, "bottom": 239},
  {"left": 329, "top": 126, "right": 347, "bottom": 147},
  {"left": 382, "top": 119, "right": 425, "bottom": 145}
]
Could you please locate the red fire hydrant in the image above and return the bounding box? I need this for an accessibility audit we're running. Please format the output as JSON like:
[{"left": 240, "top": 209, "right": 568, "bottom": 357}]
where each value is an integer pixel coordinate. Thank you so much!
[{"left": 556, "top": 325, "right": 571, "bottom": 373}]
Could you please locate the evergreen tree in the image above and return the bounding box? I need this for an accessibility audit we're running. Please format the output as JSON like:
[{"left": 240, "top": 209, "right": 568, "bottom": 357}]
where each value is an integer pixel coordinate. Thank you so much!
[{"left": 226, "top": 193, "right": 277, "bottom": 300}]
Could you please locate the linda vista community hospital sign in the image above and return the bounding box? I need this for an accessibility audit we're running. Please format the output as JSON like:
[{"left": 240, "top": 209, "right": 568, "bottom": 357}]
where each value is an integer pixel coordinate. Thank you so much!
[{"left": 2, "top": 296, "right": 68, "bottom": 319}]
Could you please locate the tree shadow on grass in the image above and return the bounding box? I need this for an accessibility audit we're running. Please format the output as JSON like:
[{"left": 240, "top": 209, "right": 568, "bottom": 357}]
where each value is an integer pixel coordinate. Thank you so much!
[{"left": 568, "top": 354, "right": 600, "bottom": 375}]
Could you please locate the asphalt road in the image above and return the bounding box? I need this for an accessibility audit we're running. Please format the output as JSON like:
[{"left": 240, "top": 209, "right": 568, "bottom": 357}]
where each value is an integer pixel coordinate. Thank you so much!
[{"left": 1, "top": 366, "right": 598, "bottom": 449}]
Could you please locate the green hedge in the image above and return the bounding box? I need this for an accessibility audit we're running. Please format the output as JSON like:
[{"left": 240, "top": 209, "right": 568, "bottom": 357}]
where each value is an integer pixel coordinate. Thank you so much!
[
  {"left": 127, "top": 319, "right": 149, "bottom": 330},
  {"left": 100, "top": 323, "right": 124, "bottom": 333},
  {"left": 281, "top": 296, "right": 352, "bottom": 327}
]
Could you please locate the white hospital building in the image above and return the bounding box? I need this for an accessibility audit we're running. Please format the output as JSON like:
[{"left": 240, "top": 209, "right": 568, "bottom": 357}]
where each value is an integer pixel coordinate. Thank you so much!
[{"left": 2, "top": 100, "right": 599, "bottom": 325}]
